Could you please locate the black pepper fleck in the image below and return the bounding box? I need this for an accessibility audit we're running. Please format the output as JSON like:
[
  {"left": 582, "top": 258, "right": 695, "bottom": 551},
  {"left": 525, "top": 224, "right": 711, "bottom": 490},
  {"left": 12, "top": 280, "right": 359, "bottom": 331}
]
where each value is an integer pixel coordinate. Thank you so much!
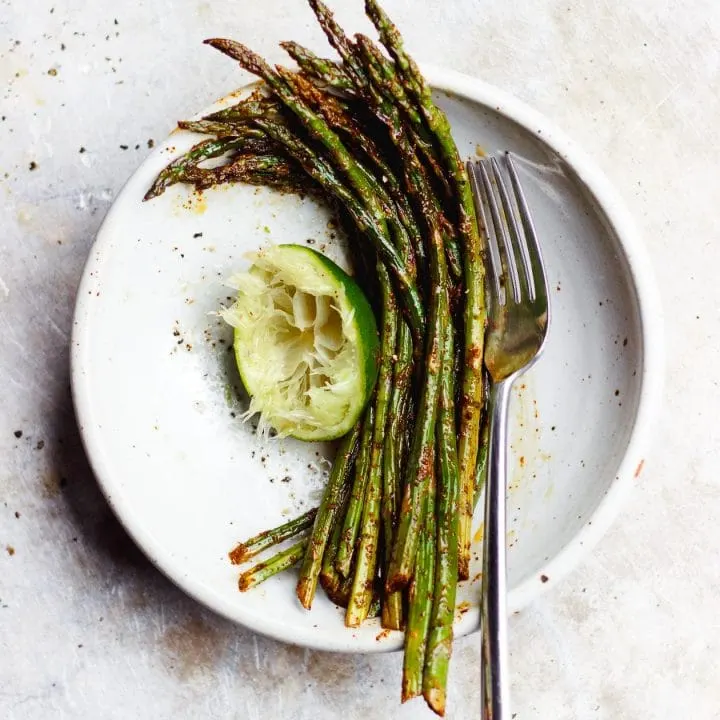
[
  {"left": 29, "top": 161, "right": 37, "bottom": 171},
  {"left": 13, "top": 430, "right": 22, "bottom": 438},
  {"left": 36, "top": 440, "right": 45, "bottom": 450}
]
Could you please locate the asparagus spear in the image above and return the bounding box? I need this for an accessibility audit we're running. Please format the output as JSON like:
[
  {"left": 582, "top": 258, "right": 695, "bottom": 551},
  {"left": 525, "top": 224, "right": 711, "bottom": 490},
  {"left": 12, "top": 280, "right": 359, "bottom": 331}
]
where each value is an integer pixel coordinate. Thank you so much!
[
  {"left": 402, "top": 457, "right": 436, "bottom": 702},
  {"left": 387, "top": 225, "right": 446, "bottom": 591},
  {"left": 346, "top": 265, "right": 397, "bottom": 628},
  {"left": 205, "top": 90, "right": 281, "bottom": 123},
  {"left": 238, "top": 539, "right": 309, "bottom": 592},
  {"left": 189, "top": 154, "right": 297, "bottom": 190},
  {"left": 307, "top": 0, "right": 368, "bottom": 88},
  {"left": 365, "top": 0, "right": 487, "bottom": 578},
  {"left": 319, "top": 489, "right": 352, "bottom": 600},
  {"left": 280, "top": 40, "right": 355, "bottom": 92},
  {"left": 334, "top": 403, "right": 375, "bottom": 577},
  {"left": 229, "top": 508, "right": 317, "bottom": 564},
  {"left": 143, "top": 136, "right": 250, "bottom": 200},
  {"left": 381, "top": 318, "right": 412, "bottom": 630},
  {"left": 177, "top": 119, "right": 247, "bottom": 136},
  {"left": 422, "top": 301, "right": 460, "bottom": 715},
  {"left": 473, "top": 409, "right": 490, "bottom": 510},
  {"left": 296, "top": 422, "right": 362, "bottom": 609}
]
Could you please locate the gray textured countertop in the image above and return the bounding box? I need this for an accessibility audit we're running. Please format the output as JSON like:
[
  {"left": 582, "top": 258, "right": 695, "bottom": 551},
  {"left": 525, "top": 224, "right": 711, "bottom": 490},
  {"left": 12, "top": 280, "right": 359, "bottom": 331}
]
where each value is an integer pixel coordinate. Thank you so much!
[{"left": 2, "top": 1, "right": 718, "bottom": 718}]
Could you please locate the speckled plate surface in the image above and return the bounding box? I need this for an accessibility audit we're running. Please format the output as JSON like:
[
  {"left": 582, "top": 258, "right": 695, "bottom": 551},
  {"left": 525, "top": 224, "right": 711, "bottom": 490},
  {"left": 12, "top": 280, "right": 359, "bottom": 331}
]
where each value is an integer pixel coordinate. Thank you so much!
[{"left": 70, "top": 66, "right": 662, "bottom": 652}]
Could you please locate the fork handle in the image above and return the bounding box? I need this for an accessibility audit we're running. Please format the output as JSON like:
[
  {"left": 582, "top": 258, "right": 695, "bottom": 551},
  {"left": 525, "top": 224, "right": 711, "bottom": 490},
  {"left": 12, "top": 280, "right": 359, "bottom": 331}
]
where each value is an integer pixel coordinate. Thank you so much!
[{"left": 481, "top": 379, "right": 512, "bottom": 719}]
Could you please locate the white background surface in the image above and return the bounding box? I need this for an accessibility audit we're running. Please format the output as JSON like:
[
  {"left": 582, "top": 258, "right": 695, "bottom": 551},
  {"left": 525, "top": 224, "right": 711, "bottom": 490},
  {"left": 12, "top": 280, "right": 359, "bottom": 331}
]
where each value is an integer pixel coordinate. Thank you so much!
[{"left": 1, "top": 1, "right": 717, "bottom": 718}]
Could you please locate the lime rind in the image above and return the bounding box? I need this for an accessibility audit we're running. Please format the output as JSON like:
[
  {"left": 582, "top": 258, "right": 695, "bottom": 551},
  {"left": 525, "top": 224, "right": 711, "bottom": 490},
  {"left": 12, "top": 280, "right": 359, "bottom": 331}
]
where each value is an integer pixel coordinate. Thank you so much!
[{"left": 221, "top": 244, "right": 378, "bottom": 441}]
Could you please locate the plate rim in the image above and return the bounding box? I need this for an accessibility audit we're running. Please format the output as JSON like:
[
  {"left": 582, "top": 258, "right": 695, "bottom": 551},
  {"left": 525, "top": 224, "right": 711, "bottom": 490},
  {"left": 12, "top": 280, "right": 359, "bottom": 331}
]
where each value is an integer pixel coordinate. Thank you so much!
[{"left": 70, "top": 63, "right": 664, "bottom": 653}]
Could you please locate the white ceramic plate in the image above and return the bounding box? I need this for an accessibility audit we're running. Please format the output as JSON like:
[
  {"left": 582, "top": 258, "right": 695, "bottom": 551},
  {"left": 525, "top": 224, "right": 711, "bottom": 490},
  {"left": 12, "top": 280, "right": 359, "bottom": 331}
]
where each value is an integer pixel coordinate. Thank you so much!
[{"left": 71, "top": 66, "right": 663, "bottom": 652}]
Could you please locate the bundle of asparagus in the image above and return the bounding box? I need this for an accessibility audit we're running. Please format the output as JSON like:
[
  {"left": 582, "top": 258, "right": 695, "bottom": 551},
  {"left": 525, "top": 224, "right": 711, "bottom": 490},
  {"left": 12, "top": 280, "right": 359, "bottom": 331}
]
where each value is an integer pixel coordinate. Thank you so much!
[{"left": 145, "top": 1, "right": 488, "bottom": 713}]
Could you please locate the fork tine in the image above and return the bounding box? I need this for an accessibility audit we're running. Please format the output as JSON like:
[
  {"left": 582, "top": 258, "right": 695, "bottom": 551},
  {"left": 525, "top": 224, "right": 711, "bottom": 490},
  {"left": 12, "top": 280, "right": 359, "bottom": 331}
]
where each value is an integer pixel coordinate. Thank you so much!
[
  {"left": 479, "top": 159, "right": 522, "bottom": 305},
  {"left": 467, "top": 161, "right": 503, "bottom": 304},
  {"left": 489, "top": 156, "right": 533, "bottom": 301},
  {"left": 505, "top": 153, "right": 549, "bottom": 309}
]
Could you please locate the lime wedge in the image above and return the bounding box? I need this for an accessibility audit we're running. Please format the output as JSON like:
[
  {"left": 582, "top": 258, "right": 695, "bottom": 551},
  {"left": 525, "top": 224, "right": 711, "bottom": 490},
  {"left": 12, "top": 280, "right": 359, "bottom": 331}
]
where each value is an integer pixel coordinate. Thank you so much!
[{"left": 221, "top": 244, "right": 379, "bottom": 441}]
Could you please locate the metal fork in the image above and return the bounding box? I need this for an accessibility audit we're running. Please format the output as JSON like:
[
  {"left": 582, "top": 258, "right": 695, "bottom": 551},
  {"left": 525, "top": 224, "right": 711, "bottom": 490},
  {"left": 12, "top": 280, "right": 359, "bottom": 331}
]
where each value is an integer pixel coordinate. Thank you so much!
[{"left": 467, "top": 153, "right": 550, "bottom": 720}]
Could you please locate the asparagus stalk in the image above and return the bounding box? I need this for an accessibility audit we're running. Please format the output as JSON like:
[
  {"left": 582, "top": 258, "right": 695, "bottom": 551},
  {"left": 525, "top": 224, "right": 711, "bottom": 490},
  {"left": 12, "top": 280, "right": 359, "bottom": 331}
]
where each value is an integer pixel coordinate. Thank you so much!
[
  {"left": 365, "top": 0, "right": 487, "bottom": 578},
  {"left": 144, "top": 136, "right": 250, "bottom": 200},
  {"left": 190, "top": 154, "right": 297, "bottom": 190},
  {"left": 402, "top": 457, "right": 436, "bottom": 702},
  {"left": 296, "top": 422, "right": 362, "bottom": 609},
  {"left": 422, "top": 301, "right": 459, "bottom": 715},
  {"left": 346, "top": 265, "right": 397, "bottom": 628},
  {"left": 280, "top": 40, "right": 355, "bottom": 92},
  {"left": 307, "top": 0, "right": 368, "bottom": 88},
  {"left": 473, "top": 409, "right": 490, "bottom": 510},
  {"left": 205, "top": 89, "right": 281, "bottom": 123},
  {"left": 381, "top": 319, "right": 412, "bottom": 630},
  {"left": 177, "top": 119, "right": 247, "bottom": 136},
  {"left": 334, "top": 403, "right": 375, "bottom": 577},
  {"left": 320, "top": 489, "right": 351, "bottom": 599},
  {"left": 229, "top": 508, "right": 318, "bottom": 565},
  {"left": 238, "top": 539, "right": 309, "bottom": 592},
  {"left": 387, "top": 225, "right": 445, "bottom": 591}
]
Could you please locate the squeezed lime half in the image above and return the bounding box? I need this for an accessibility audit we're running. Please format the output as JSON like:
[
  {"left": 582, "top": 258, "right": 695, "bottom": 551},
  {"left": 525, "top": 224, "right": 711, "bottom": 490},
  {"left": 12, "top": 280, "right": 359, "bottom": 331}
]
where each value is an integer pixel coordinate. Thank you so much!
[{"left": 221, "top": 244, "right": 379, "bottom": 441}]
